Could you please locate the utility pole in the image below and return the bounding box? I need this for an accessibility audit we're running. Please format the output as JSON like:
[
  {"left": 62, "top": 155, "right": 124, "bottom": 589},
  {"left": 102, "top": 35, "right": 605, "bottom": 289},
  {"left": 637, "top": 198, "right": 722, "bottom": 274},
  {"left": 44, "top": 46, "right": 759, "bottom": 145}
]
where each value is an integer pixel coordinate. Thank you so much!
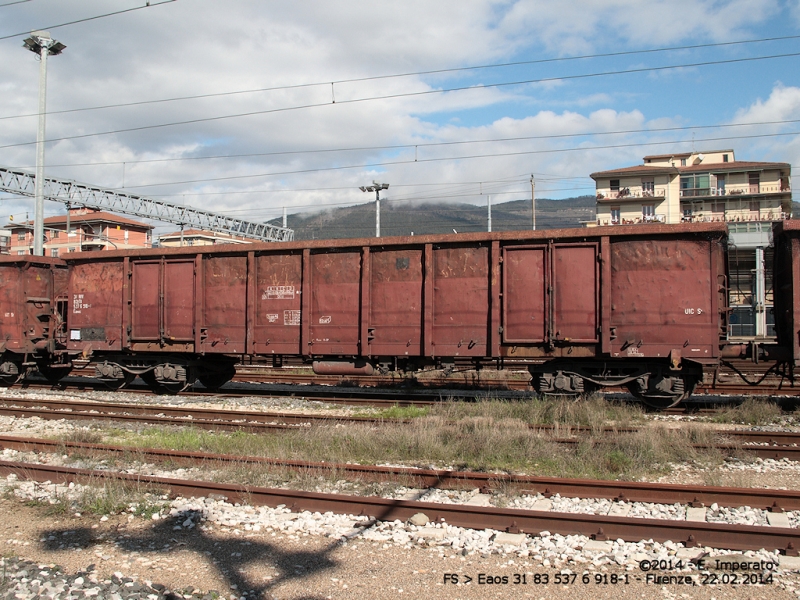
[
  {"left": 530, "top": 174, "right": 536, "bottom": 230},
  {"left": 23, "top": 31, "right": 65, "bottom": 256},
  {"left": 487, "top": 195, "right": 492, "bottom": 232},
  {"left": 359, "top": 181, "right": 389, "bottom": 238}
]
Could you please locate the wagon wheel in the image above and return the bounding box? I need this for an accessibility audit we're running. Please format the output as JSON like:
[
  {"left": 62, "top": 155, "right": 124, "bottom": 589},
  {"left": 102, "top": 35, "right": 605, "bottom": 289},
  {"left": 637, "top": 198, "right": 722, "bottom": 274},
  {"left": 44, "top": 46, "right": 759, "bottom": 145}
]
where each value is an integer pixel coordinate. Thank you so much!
[
  {"left": 0, "top": 369, "right": 21, "bottom": 387},
  {"left": 140, "top": 369, "right": 190, "bottom": 395},
  {"left": 626, "top": 387, "right": 684, "bottom": 410},
  {"left": 101, "top": 371, "right": 136, "bottom": 390},
  {"left": 197, "top": 363, "right": 236, "bottom": 391},
  {"left": 37, "top": 364, "right": 72, "bottom": 384},
  {"left": 626, "top": 376, "right": 697, "bottom": 411}
]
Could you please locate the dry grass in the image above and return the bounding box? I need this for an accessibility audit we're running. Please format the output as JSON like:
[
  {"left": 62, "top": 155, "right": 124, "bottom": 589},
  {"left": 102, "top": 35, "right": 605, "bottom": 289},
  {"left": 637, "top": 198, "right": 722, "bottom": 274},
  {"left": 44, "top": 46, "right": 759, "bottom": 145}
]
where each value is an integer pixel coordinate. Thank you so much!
[
  {"left": 709, "top": 397, "right": 785, "bottom": 425},
  {"left": 96, "top": 398, "right": 727, "bottom": 482}
]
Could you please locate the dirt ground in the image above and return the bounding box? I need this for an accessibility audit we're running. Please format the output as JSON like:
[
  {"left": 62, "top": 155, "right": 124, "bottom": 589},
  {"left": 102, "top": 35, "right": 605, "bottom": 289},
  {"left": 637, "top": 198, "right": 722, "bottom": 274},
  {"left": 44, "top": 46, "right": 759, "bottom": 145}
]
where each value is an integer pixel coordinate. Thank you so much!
[{"left": 2, "top": 496, "right": 799, "bottom": 600}]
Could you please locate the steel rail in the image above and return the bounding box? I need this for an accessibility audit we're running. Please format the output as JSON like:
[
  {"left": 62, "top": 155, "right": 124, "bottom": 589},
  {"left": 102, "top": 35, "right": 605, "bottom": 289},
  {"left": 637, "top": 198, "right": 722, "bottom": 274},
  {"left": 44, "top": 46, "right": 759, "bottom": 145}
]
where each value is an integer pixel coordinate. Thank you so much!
[
  {"left": 0, "top": 406, "right": 297, "bottom": 432},
  {"left": 4, "top": 396, "right": 800, "bottom": 444},
  {"left": 0, "top": 397, "right": 385, "bottom": 425},
  {"left": 0, "top": 460, "right": 796, "bottom": 554},
  {"left": 2, "top": 398, "right": 800, "bottom": 458},
  {"left": 2, "top": 434, "right": 800, "bottom": 511}
]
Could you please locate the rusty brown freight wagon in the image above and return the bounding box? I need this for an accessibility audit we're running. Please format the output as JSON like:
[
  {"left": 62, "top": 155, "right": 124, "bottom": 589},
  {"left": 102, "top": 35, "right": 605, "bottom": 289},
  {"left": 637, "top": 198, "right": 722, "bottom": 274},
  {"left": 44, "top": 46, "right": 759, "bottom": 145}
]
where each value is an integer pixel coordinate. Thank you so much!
[
  {"left": 773, "top": 220, "right": 800, "bottom": 367},
  {"left": 62, "top": 223, "right": 728, "bottom": 407},
  {"left": 0, "top": 255, "right": 71, "bottom": 384}
]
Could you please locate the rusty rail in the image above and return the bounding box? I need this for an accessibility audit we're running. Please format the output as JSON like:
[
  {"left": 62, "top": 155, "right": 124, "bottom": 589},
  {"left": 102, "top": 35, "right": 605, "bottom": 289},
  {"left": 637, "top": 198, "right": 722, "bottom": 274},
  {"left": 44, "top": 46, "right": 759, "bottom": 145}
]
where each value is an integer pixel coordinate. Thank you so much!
[
  {"left": 2, "top": 435, "right": 800, "bottom": 511},
  {"left": 2, "top": 398, "right": 800, "bottom": 459},
  {"left": 0, "top": 459, "right": 796, "bottom": 554}
]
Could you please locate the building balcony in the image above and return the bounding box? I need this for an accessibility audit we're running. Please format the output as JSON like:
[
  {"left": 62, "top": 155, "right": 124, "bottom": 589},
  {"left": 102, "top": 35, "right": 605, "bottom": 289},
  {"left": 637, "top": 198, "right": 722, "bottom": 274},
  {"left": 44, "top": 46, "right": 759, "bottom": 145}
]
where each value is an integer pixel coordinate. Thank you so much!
[
  {"left": 598, "top": 214, "right": 667, "bottom": 226},
  {"left": 597, "top": 188, "right": 666, "bottom": 201},
  {"left": 680, "top": 184, "right": 789, "bottom": 198},
  {"left": 680, "top": 211, "right": 790, "bottom": 224}
]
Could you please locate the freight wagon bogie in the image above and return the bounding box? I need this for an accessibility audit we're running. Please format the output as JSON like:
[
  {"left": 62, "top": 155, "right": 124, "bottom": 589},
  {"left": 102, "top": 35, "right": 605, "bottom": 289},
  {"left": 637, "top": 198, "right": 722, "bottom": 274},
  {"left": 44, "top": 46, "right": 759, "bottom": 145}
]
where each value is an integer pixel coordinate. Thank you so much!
[
  {"left": 92, "top": 354, "right": 238, "bottom": 393},
  {"left": 529, "top": 359, "right": 701, "bottom": 408}
]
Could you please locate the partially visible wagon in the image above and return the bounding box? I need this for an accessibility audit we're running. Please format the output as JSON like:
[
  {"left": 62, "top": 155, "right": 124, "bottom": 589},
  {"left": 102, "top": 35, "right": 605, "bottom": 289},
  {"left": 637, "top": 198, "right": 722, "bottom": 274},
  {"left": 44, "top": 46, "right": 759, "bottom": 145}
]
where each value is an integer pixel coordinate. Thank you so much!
[{"left": 0, "top": 255, "right": 70, "bottom": 384}]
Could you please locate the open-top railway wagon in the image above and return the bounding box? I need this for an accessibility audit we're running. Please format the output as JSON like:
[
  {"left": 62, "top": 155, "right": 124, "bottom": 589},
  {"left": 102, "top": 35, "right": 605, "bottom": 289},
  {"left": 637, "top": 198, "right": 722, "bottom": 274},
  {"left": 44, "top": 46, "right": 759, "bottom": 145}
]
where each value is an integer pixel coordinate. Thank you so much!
[{"left": 3, "top": 222, "right": 723, "bottom": 409}]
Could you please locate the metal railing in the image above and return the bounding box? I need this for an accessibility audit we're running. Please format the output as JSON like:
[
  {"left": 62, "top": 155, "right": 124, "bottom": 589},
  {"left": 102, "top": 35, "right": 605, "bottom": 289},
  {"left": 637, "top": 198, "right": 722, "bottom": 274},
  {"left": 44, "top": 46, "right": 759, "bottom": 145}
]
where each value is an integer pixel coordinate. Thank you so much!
[
  {"left": 680, "top": 184, "right": 789, "bottom": 198},
  {"left": 597, "top": 188, "right": 666, "bottom": 200},
  {"left": 601, "top": 214, "right": 666, "bottom": 226},
  {"left": 680, "top": 212, "right": 789, "bottom": 223}
]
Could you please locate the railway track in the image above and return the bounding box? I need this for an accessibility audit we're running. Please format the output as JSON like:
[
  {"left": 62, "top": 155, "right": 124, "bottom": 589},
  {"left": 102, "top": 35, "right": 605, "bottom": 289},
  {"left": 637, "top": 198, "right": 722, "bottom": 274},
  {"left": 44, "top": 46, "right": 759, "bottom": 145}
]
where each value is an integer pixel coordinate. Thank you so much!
[
  {"left": 1, "top": 397, "right": 800, "bottom": 459},
  {"left": 2, "top": 434, "right": 799, "bottom": 511},
  {"left": 0, "top": 459, "right": 796, "bottom": 554}
]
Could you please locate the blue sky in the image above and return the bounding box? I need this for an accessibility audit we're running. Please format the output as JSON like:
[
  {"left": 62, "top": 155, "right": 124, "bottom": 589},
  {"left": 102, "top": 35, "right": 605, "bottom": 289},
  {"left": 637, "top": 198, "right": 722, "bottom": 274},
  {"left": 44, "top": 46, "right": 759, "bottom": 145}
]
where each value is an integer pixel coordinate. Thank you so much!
[{"left": 0, "top": 0, "right": 799, "bottom": 235}]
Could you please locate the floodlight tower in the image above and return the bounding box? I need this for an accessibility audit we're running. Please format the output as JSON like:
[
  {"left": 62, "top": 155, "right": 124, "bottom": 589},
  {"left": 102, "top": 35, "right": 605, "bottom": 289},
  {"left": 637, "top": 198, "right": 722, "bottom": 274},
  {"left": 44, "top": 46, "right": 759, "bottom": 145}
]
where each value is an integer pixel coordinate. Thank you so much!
[
  {"left": 359, "top": 181, "right": 389, "bottom": 238},
  {"left": 23, "top": 31, "right": 66, "bottom": 256}
]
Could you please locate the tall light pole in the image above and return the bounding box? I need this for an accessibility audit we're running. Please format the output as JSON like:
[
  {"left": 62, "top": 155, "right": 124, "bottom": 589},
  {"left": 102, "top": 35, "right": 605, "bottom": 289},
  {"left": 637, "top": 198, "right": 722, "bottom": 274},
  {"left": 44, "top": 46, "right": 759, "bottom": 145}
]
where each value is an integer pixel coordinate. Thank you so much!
[
  {"left": 359, "top": 181, "right": 389, "bottom": 238},
  {"left": 23, "top": 31, "right": 65, "bottom": 256},
  {"left": 530, "top": 174, "right": 536, "bottom": 231}
]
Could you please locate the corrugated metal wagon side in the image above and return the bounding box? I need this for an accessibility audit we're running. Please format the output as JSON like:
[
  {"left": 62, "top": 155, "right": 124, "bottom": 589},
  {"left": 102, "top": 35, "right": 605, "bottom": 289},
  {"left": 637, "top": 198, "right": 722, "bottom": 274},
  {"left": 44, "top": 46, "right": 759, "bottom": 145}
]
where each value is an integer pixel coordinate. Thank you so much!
[
  {"left": 0, "top": 255, "right": 71, "bottom": 383},
  {"left": 60, "top": 222, "right": 728, "bottom": 404}
]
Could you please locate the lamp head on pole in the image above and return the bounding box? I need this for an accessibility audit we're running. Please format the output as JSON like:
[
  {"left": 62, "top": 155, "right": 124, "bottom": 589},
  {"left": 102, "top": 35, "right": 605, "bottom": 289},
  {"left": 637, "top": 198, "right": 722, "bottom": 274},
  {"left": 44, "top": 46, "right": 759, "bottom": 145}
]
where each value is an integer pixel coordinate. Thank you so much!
[
  {"left": 359, "top": 182, "right": 389, "bottom": 195},
  {"left": 23, "top": 31, "right": 66, "bottom": 56}
]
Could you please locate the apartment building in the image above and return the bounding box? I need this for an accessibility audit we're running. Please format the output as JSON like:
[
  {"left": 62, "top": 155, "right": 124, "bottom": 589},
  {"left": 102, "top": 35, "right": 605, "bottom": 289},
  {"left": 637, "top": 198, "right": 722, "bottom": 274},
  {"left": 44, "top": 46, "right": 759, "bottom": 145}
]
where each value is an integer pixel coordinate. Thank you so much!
[
  {"left": 158, "top": 228, "right": 251, "bottom": 247},
  {"left": 591, "top": 149, "right": 793, "bottom": 340},
  {"left": 6, "top": 207, "right": 153, "bottom": 256}
]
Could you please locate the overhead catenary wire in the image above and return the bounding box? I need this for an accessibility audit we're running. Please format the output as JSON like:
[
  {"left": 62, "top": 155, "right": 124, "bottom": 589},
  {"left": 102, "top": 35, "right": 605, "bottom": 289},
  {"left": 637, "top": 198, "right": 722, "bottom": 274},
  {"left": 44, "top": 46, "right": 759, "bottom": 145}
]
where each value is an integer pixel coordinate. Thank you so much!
[
  {"left": 2, "top": 32, "right": 800, "bottom": 120},
  {"left": 116, "top": 129, "right": 800, "bottom": 190},
  {"left": 23, "top": 118, "right": 800, "bottom": 170},
  {"left": 0, "top": 1, "right": 176, "bottom": 41},
  {"left": 2, "top": 50, "right": 800, "bottom": 151}
]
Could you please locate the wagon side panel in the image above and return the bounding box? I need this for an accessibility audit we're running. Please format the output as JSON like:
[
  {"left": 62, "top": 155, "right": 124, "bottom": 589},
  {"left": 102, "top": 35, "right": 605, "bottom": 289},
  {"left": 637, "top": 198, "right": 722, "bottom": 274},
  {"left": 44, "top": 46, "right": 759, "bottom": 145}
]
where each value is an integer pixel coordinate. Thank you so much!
[
  {"left": 254, "top": 252, "right": 303, "bottom": 355},
  {"left": 368, "top": 248, "right": 423, "bottom": 356},
  {"left": 609, "top": 237, "right": 719, "bottom": 360},
  {"left": 67, "top": 260, "right": 125, "bottom": 351},
  {"left": 431, "top": 245, "right": 489, "bottom": 357},
  {"left": 0, "top": 265, "right": 22, "bottom": 351},
  {"left": 309, "top": 251, "right": 361, "bottom": 355},
  {"left": 201, "top": 255, "right": 247, "bottom": 354}
]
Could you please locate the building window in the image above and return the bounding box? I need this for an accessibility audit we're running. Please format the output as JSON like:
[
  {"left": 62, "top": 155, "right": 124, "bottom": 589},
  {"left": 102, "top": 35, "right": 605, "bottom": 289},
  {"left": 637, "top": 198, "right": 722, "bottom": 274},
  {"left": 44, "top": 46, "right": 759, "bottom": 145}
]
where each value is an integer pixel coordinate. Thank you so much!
[
  {"left": 748, "top": 172, "right": 760, "bottom": 193},
  {"left": 680, "top": 158, "right": 687, "bottom": 166},
  {"left": 750, "top": 200, "right": 760, "bottom": 217},
  {"left": 642, "top": 204, "right": 655, "bottom": 219},
  {"left": 641, "top": 179, "right": 654, "bottom": 196},
  {"left": 17, "top": 250, "right": 25, "bottom": 255},
  {"left": 51, "top": 248, "right": 59, "bottom": 258},
  {"left": 17, "top": 232, "right": 25, "bottom": 241},
  {"left": 723, "top": 154, "right": 729, "bottom": 163},
  {"left": 680, "top": 174, "right": 710, "bottom": 196},
  {"left": 610, "top": 207, "right": 620, "bottom": 224},
  {"left": 715, "top": 174, "right": 726, "bottom": 195},
  {"left": 68, "top": 247, "right": 76, "bottom": 253},
  {"left": 610, "top": 179, "right": 620, "bottom": 192},
  {"left": 51, "top": 230, "right": 59, "bottom": 239},
  {"left": 682, "top": 204, "right": 693, "bottom": 220}
]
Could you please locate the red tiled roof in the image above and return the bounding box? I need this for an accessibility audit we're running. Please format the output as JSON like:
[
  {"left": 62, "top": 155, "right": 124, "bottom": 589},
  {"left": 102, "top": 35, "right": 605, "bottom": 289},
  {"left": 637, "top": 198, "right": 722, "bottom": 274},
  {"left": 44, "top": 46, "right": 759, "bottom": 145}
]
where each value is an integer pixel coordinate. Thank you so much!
[
  {"left": 43, "top": 211, "right": 153, "bottom": 229},
  {"left": 591, "top": 160, "right": 790, "bottom": 179},
  {"left": 7, "top": 211, "right": 153, "bottom": 230},
  {"left": 160, "top": 229, "right": 241, "bottom": 239},
  {"left": 677, "top": 160, "right": 790, "bottom": 173},
  {"left": 590, "top": 165, "right": 677, "bottom": 178},
  {"left": 642, "top": 149, "right": 733, "bottom": 160}
]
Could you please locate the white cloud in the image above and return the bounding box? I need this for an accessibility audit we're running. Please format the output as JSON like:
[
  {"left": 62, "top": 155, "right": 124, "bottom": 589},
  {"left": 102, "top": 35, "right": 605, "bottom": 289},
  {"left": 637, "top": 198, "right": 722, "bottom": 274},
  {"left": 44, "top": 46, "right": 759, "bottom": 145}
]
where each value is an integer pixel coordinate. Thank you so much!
[{"left": 0, "top": 0, "right": 795, "bottom": 231}]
